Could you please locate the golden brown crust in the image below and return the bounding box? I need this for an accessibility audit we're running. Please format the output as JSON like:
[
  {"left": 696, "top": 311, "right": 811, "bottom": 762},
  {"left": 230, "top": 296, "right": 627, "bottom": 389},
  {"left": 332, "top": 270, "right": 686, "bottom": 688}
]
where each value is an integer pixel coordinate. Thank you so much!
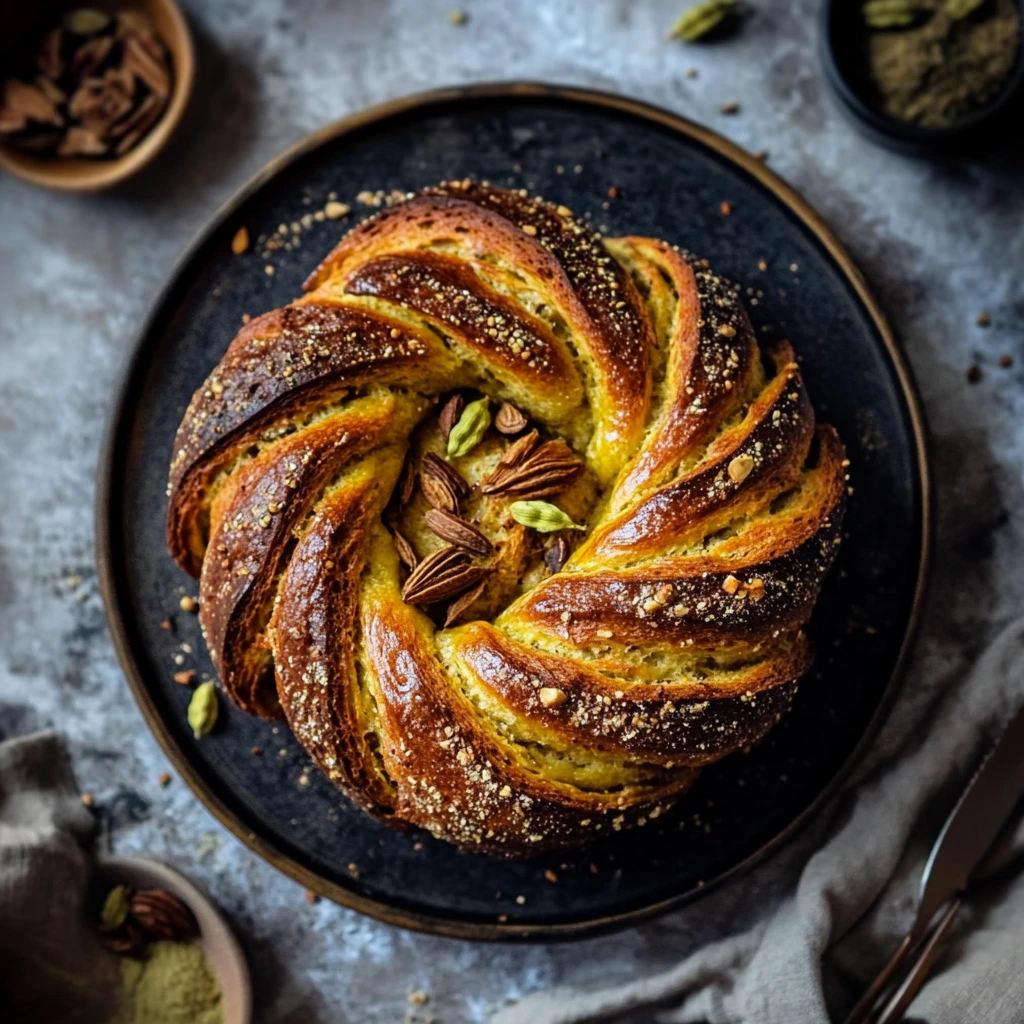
[{"left": 166, "top": 183, "right": 848, "bottom": 856}]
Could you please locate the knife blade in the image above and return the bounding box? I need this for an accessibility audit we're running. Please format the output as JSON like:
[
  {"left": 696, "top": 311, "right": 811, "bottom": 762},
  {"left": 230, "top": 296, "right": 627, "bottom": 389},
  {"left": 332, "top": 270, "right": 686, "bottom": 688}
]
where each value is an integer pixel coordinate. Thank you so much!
[
  {"left": 843, "top": 706, "right": 1024, "bottom": 1024},
  {"left": 916, "top": 704, "right": 1024, "bottom": 929}
]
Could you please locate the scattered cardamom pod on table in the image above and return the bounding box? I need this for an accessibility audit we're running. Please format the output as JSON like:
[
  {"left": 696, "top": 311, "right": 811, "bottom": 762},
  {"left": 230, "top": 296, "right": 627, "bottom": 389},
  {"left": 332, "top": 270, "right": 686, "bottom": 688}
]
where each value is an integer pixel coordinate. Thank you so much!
[
  {"left": 187, "top": 680, "right": 219, "bottom": 739},
  {"left": 668, "top": 0, "right": 737, "bottom": 41}
]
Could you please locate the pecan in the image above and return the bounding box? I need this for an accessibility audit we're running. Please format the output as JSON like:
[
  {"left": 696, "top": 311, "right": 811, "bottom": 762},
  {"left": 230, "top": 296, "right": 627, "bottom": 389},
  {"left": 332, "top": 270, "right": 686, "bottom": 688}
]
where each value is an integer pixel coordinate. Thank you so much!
[
  {"left": 68, "top": 67, "right": 135, "bottom": 136},
  {"left": 444, "top": 580, "right": 487, "bottom": 627},
  {"left": 103, "top": 918, "right": 147, "bottom": 958},
  {"left": 424, "top": 508, "right": 492, "bottom": 556},
  {"left": 123, "top": 35, "right": 170, "bottom": 98},
  {"left": 420, "top": 452, "right": 469, "bottom": 512},
  {"left": 401, "top": 546, "right": 490, "bottom": 604},
  {"left": 129, "top": 888, "right": 198, "bottom": 941},
  {"left": 111, "top": 92, "right": 166, "bottom": 154},
  {"left": 543, "top": 535, "right": 572, "bottom": 574},
  {"left": 480, "top": 434, "right": 582, "bottom": 499},
  {"left": 421, "top": 471, "right": 458, "bottom": 513},
  {"left": 396, "top": 458, "right": 416, "bottom": 509},
  {"left": 494, "top": 401, "right": 528, "bottom": 435},
  {"left": 0, "top": 79, "right": 63, "bottom": 134},
  {"left": 438, "top": 394, "right": 465, "bottom": 444},
  {"left": 392, "top": 529, "right": 419, "bottom": 569},
  {"left": 58, "top": 126, "right": 106, "bottom": 156},
  {"left": 70, "top": 35, "right": 114, "bottom": 79}
]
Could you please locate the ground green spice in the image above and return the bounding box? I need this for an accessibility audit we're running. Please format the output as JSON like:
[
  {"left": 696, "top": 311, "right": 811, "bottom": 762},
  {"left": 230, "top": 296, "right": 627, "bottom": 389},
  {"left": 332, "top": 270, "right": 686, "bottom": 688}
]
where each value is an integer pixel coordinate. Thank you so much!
[
  {"left": 866, "top": 0, "right": 1021, "bottom": 126},
  {"left": 115, "top": 940, "right": 223, "bottom": 1024}
]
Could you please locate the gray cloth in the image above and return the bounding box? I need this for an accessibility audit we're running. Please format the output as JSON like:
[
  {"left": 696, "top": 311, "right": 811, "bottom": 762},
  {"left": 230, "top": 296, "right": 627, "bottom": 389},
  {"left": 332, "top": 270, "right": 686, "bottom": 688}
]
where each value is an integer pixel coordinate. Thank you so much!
[
  {"left": 0, "top": 730, "right": 119, "bottom": 1024},
  {"left": 495, "top": 616, "right": 1024, "bottom": 1024}
]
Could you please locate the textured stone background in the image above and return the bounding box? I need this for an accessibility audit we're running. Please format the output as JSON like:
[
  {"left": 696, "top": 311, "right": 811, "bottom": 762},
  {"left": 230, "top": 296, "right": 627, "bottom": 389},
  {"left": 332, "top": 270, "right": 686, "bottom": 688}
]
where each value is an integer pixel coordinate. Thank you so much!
[{"left": 1, "top": 1, "right": 1022, "bottom": 1021}]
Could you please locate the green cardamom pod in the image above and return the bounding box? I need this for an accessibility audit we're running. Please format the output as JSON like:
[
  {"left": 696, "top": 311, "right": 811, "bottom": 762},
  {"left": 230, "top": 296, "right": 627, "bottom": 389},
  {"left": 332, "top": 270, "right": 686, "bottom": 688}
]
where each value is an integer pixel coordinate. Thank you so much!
[
  {"left": 446, "top": 398, "right": 490, "bottom": 459},
  {"left": 63, "top": 8, "right": 111, "bottom": 35},
  {"left": 667, "top": 0, "right": 737, "bottom": 42},
  {"left": 944, "top": 0, "right": 986, "bottom": 18},
  {"left": 509, "top": 500, "right": 585, "bottom": 533},
  {"left": 100, "top": 884, "right": 130, "bottom": 932},
  {"left": 862, "top": 0, "right": 932, "bottom": 28},
  {"left": 187, "top": 681, "right": 219, "bottom": 739}
]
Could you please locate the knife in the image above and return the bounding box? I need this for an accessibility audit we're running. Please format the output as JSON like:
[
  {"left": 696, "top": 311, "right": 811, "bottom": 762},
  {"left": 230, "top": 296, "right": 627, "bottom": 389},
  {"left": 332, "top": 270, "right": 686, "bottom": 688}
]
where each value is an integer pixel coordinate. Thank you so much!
[{"left": 843, "top": 704, "right": 1024, "bottom": 1024}]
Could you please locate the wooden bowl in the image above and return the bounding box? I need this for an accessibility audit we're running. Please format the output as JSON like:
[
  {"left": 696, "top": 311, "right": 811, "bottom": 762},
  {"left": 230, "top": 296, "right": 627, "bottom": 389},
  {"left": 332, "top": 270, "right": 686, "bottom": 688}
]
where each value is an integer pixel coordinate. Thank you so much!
[
  {"left": 0, "top": 0, "right": 194, "bottom": 191},
  {"left": 97, "top": 855, "right": 252, "bottom": 1024}
]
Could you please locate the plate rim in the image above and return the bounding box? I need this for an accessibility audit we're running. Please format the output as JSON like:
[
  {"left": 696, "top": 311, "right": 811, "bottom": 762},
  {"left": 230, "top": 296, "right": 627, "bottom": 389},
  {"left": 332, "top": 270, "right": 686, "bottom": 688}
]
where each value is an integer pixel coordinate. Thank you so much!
[{"left": 96, "top": 80, "right": 933, "bottom": 942}]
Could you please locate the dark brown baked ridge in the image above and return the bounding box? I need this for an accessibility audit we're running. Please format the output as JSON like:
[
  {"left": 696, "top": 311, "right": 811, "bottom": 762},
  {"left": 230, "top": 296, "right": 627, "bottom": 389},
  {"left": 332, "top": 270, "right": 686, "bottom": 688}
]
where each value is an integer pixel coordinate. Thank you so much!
[{"left": 167, "top": 181, "right": 848, "bottom": 856}]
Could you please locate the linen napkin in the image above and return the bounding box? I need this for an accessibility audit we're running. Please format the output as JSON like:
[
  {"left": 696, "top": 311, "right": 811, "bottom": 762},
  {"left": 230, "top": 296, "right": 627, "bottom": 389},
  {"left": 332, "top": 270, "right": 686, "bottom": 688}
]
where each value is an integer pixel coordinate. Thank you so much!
[
  {"left": 495, "top": 615, "right": 1024, "bottom": 1024},
  {"left": 0, "top": 730, "right": 119, "bottom": 1024}
]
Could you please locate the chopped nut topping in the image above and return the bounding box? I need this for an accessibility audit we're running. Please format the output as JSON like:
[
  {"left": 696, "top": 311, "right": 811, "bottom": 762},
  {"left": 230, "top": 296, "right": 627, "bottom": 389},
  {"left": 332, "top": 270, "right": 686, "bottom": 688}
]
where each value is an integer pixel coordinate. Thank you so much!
[
  {"left": 722, "top": 575, "right": 741, "bottom": 595},
  {"left": 538, "top": 687, "right": 567, "bottom": 708},
  {"left": 231, "top": 227, "right": 249, "bottom": 255},
  {"left": 728, "top": 453, "right": 755, "bottom": 482}
]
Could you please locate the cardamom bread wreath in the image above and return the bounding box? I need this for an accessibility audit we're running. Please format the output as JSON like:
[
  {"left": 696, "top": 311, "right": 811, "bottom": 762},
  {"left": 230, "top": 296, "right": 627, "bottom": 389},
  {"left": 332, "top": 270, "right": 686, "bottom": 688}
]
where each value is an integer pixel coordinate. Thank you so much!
[{"left": 167, "top": 181, "right": 847, "bottom": 856}]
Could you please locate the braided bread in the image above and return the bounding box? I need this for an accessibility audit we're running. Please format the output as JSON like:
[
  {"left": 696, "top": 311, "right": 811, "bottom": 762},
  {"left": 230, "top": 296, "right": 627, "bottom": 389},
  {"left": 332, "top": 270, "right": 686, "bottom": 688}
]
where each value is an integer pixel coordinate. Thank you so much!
[{"left": 167, "top": 181, "right": 847, "bottom": 856}]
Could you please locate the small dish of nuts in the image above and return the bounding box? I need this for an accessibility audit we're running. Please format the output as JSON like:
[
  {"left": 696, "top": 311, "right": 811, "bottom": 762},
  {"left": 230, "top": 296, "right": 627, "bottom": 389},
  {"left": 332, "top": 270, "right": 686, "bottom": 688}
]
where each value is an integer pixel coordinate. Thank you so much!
[
  {"left": 96, "top": 855, "right": 252, "bottom": 1024},
  {"left": 0, "top": 0, "right": 194, "bottom": 191}
]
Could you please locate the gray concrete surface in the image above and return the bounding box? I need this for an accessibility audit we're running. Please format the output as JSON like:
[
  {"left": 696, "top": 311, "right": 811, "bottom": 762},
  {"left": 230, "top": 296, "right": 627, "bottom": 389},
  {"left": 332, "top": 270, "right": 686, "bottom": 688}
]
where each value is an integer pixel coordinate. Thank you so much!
[{"left": 1, "top": 1, "right": 1022, "bottom": 1021}]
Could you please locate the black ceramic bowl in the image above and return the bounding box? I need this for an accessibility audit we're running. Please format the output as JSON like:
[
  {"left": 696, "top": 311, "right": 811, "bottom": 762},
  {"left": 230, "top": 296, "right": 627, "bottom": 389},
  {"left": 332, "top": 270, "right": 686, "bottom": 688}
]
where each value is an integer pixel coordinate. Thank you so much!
[{"left": 820, "top": 0, "right": 1024, "bottom": 154}]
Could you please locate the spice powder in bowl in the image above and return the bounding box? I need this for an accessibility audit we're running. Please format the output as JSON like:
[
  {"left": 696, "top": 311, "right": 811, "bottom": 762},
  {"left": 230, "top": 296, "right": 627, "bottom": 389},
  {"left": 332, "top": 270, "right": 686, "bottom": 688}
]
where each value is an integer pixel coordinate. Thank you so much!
[
  {"left": 862, "top": 0, "right": 1022, "bottom": 128},
  {"left": 0, "top": 7, "right": 174, "bottom": 159}
]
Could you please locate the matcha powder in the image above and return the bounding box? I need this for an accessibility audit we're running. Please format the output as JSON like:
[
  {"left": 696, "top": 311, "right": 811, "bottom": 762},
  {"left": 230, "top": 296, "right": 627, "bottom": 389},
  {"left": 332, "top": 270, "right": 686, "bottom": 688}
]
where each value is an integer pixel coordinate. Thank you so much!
[
  {"left": 866, "top": 0, "right": 1021, "bottom": 127},
  {"left": 116, "top": 941, "right": 223, "bottom": 1024}
]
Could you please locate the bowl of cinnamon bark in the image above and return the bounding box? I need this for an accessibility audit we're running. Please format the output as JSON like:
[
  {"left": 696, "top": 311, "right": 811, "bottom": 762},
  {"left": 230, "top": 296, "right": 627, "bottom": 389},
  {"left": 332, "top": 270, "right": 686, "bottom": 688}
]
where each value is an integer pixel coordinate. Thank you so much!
[
  {"left": 821, "top": 0, "right": 1023, "bottom": 153},
  {"left": 0, "top": 0, "right": 193, "bottom": 191}
]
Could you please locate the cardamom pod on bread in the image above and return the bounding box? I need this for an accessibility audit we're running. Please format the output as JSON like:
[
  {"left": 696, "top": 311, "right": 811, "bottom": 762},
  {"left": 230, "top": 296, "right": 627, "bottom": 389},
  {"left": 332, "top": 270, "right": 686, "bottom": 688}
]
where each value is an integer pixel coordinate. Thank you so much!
[{"left": 167, "top": 181, "right": 847, "bottom": 856}]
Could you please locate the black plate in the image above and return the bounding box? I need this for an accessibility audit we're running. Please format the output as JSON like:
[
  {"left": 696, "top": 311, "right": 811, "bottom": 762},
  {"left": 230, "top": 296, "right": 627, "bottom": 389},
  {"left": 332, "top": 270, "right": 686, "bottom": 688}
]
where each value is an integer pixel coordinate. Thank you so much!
[{"left": 97, "top": 84, "right": 930, "bottom": 940}]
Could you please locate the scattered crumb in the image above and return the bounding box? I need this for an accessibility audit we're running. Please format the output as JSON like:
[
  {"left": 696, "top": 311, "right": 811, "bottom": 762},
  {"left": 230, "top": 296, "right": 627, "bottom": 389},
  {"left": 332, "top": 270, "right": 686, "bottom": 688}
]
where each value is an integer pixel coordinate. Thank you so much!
[
  {"left": 607, "top": 186, "right": 620, "bottom": 199},
  {"left": 515, "top": 895, "right": 526, "bottom": 905},
  {"left": 685, "top": 66, "right": 698, "bottom": 78},
  {"left": 789, "top": 263, "right": 799, "bottom": 272},
  {"left": 967, "top": 364, "right": 982, "bottom": 383},
  {"left": 758, "top": 260, "right": 768, "bottom": 271},
  {"left": 158, "top": 772, "right": 171, "bottom": 787},
  {"left": 497, "top": 914, "right": 508, "bottom": 922},
  {"left": 976, "top": 311, "right": 991, "bottom": 327},
  {"left": 264, "top": 265, "right": 275, "bottom": 276},
  {"left": 231, "top": 227, "right": 249, "bottom": 255},
  {"left": 324, "top": 200, "right": 351, "bottom": 219},
  {"left": 999, "top": 354, "right": 1013, "bottom": 368},
  {"left": 241, "top": 313, "right": 251, "bottom": 324},
  {"left": 413, "top": 842, "right": 424, "bottom": 851},
  {"left": 408, "top": 991, "right": 429, "bottom": 1007},
  {"left": 251, "top": 746, "right": 263, "bottom": 756},
  {"left": 173, "top": 669, "right": 195, "bottom": 686},
  {"left": 160, "top": 618, "right": 173, "bottom": 631},
  {"left": 179, "top": 596, "right": 197, "bottom": 613},
  {"left": 449, "top": 9, "right": 467, "bottom": 25},
  {"left": 347, "top": 863, "right": 361, "bottom": 878},
  {"left": 719, "top": 201, "right": 732, "bottom": 216},
  {"left": 544, "top": 868, "right": 558, "bottom": 883},
  {"left": 305, "top": 889, "right": 319, "bottom": 904},
  {"left": 522, "top": 224, "right": 537, "bottom": 236},
  {"left": 720, "top": 101, "right": 740, "bottom": 115},
  {"left": 80, "top": 793, "right": 94, "bottom": 807}
]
